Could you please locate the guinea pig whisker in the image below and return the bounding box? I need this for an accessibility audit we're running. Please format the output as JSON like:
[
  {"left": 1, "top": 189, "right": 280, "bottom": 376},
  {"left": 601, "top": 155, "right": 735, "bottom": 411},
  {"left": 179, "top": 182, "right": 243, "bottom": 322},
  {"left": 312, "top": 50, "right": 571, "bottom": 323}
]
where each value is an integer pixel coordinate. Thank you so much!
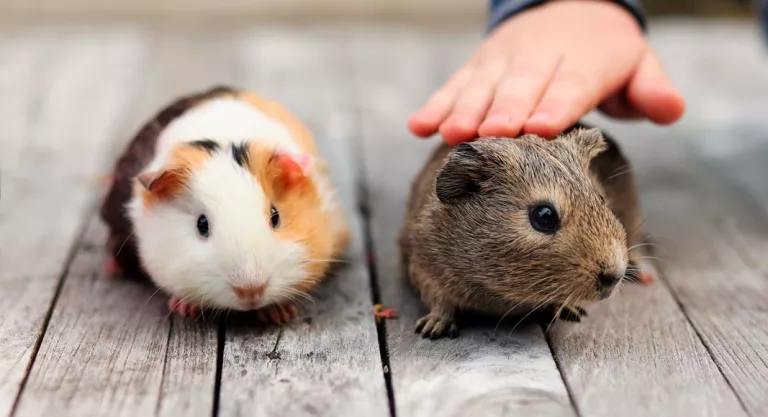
[
  {"left": 303, "top": 258, "right": 351, "bottom": 265},
  {"left": 146, "top": 287, "right": 164, "bottom": 306},
  {"left": 643, "top": 234, "right": 673, "bottom": 243},
  {"left": 629, "top": 255, "right": 667, "bottom": 265},
  {"left": 495, "top": 292, "right": 539, "bottom": 332},
  {"left": 603, "top": 165, "right": 633, "bottom": 183},
  {"left": 510, "top": 296, "right": 556, "bottom": 335},
  {"left": 627, "top": 242, "right": 657, "bottom": 252},
  {"left": 283, "top": 288, "right": 315, "bottom": 304},
  {"left": 626, "top": 219, "right": 650, "bottom": 241},
  {"left": 115, "top": 231, "right": 135, "bottom": 257}
]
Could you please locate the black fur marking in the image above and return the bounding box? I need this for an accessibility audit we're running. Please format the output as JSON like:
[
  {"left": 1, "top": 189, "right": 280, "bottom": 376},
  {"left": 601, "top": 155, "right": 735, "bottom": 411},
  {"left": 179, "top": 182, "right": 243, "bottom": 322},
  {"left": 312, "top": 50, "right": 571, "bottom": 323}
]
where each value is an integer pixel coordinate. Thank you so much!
[
  {"left": 231, "top": 141, "right": 250, "bottom": 167},
  {"left": 189, "top": 139, "right": 220, "bottom": 154}
]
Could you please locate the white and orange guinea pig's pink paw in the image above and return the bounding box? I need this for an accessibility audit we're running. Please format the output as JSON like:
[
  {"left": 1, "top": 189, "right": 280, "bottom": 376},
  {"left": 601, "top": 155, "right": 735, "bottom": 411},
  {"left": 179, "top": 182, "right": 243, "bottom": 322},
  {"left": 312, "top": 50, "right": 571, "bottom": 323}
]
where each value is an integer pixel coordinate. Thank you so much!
[
  {"left": 168, "top": 296, "right": 202, "bottom": 318},
  {"left": 103, "top": 257, "right": 120, "bottom": 277},
  {"left": 256, "top": 303, "right": 299, "bottom": 325}
]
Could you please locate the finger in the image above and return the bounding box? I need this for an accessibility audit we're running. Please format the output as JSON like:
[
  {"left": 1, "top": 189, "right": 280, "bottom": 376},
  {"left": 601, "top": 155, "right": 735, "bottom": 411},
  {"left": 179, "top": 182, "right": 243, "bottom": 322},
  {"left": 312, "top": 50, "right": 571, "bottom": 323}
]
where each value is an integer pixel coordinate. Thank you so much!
[
  {"left": 439, "top": 58, "right": 506, "bottom": 145},
  {"left": 599, "top": 90, "right": 644, "bottom": 120},
  {"left": 407, "top": 66, "right": 474, "bottom": 138},
  {"left": 625, "top": 50, "right": 685, "bottom": 124},
  {"left": 478, "top": 54, "right": 559, "bottom": 138},
  {"left": 523, "top": 60, "right": 603, "bottom": 138}
]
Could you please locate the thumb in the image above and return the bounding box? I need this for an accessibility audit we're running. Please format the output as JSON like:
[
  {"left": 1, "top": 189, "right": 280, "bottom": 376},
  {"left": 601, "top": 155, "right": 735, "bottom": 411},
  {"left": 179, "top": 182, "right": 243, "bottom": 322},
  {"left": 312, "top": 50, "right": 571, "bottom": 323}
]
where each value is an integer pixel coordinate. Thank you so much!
[{"left": 625, "top": 50, "right": 686, "bottom": 125}]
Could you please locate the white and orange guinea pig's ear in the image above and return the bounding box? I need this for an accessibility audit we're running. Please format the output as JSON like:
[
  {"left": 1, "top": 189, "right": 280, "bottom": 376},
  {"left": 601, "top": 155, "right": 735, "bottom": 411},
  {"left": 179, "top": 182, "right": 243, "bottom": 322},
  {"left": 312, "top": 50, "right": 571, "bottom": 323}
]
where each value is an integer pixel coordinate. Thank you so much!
[
  {"left": 136, "top": 167, "right": 188, "bottom": 202},
  {"left": 267, "top": 149, "right": 315, "bottom": 195}
]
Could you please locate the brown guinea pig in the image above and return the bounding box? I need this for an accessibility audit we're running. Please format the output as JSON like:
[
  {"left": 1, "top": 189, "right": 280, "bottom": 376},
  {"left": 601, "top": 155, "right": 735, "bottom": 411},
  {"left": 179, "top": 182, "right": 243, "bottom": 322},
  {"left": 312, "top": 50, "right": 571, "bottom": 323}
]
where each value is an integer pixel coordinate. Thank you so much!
[{"left": 398, "top": 123, "right": 656, "bottom": 339}]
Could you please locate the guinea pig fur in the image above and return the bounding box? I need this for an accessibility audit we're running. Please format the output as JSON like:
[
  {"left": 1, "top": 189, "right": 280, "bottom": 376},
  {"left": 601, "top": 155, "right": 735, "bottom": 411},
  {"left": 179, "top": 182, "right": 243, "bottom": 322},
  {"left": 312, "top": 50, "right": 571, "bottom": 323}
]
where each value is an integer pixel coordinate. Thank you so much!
[
  {"left": 100, "top": 86, "right": 349, "bottom": 324},
  {"left": 398, "top": 124, "right": 657, "bottom": 339}
]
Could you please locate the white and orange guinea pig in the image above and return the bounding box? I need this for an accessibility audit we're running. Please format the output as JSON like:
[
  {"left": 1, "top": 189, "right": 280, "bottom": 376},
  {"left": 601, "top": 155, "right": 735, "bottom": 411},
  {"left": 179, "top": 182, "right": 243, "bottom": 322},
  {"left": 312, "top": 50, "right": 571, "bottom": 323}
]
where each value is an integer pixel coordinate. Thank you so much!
[{"left": 99, "top": 86, "right": 349, "bottom": 324}]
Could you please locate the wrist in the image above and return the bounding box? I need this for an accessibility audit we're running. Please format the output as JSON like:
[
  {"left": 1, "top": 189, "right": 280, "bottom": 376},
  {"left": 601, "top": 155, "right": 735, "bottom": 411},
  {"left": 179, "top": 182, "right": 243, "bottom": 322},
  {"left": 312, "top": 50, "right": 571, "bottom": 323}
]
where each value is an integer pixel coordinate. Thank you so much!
[{"left": 487, "top": 0, "right": 646, "bottom": 34}]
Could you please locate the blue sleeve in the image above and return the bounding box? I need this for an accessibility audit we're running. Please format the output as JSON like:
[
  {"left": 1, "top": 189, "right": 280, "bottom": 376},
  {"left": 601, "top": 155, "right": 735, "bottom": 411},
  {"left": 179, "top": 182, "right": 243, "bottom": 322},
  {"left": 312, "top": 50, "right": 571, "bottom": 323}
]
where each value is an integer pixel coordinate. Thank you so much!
[
  {"left": 762, "top": 0, "right": 768, "bottom": 44},
  {"left": 488, "top": 0, "right": 647, "bottom": 33}
]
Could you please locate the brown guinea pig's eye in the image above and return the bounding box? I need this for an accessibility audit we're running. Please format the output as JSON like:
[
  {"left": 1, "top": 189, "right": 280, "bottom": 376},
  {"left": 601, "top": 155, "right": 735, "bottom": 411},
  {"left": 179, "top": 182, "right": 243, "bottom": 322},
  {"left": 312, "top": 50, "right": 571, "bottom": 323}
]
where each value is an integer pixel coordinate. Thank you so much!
[
  {"left": 529, "top": 203, "right": 560, "bottom": 234},
  {"left": 270, "top": 205, "right": 280, "bottom": 229}
]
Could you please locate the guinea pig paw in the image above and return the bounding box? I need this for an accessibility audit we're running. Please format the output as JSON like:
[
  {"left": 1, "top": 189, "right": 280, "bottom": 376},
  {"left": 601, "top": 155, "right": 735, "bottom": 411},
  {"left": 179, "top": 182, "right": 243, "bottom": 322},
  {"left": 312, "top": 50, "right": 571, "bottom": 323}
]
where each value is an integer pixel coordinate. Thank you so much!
[
  {"left": 256, "top": 303, "right": 298, "bottom": 325},
  {"left": 103, "top": 257, "right": 120, "bottom": 277},
  {"left": 558, "top": 305, "right": 587, "bottom": 323},
  {"left": 414, "top": 313, "right": 458, "bottom": 340},
  {"left": 168, "top": 296, "right": 201, "bottom": 318}
]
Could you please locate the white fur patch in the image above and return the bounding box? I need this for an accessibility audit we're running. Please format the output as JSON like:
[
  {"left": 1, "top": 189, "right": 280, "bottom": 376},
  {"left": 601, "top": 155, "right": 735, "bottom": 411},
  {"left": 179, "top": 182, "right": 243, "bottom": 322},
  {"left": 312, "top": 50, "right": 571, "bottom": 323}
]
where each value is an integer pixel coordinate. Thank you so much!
[
  {"left": 147, "top": 97, "right": 302, "bottom": 172},
  {"left": 129, "top": 148, "right": 309, "bottom": 311}
]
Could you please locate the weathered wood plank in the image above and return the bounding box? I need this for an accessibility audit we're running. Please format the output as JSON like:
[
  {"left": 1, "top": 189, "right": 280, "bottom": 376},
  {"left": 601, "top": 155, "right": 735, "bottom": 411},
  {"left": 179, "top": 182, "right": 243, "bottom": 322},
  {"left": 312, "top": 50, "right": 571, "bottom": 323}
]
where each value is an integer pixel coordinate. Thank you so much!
[
  {"left": 636, "top": 27, "right": 768, "bottom": 414},
  {"left": 641, "top": 154, "right": 768, "bottom": 417},
  {"left": 218, "top": 27, "right": 389, "bottom": 417},
  {"left": 0, "top": 28, "right": 145, "bottom": 417},
  {"left": 0, "top": 31, "right": 52, "bottom": 415},
  {"left": 353, "top": 28, "right": 575, "bottom": 417},
  {"left": 12, "top": 27, "right": 239, "bottom": 417}
]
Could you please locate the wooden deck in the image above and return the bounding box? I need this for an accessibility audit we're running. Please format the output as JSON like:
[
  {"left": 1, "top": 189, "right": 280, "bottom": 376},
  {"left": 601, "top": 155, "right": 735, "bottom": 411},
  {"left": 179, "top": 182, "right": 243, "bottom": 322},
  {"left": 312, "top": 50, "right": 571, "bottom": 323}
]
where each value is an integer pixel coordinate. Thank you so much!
[{"left": 1, "top": 19, "right": 768, "bottom": 417}]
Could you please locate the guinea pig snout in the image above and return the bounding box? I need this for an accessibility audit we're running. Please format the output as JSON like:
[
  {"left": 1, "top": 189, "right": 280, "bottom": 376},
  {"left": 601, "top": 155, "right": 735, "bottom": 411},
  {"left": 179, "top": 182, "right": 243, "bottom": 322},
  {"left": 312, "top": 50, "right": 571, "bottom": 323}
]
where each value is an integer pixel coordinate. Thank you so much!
[
  {"left": 596, "top": 273, "right": 621, "bottom": 299},
  {"left": 231, "top": 283, "right": 266, "bottom": 306}
]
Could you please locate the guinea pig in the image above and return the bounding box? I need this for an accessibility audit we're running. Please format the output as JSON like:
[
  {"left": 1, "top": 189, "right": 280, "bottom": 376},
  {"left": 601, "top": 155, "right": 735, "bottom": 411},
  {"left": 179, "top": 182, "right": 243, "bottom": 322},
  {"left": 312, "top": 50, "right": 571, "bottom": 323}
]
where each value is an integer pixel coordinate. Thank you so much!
[
  {"left": 99, "top": 86, "right": 349, "bottom": 324},
  {"left": 398, "top": 124, "right": 656, "bottom": 339}
]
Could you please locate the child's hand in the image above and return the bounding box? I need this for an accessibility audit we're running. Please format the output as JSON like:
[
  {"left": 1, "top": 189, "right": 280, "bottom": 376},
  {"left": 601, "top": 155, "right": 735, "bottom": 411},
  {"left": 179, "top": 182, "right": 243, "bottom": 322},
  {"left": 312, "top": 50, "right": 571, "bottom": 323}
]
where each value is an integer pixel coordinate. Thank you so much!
[{"left": 407, "top": 0, "right": 685, "bottom": 145}]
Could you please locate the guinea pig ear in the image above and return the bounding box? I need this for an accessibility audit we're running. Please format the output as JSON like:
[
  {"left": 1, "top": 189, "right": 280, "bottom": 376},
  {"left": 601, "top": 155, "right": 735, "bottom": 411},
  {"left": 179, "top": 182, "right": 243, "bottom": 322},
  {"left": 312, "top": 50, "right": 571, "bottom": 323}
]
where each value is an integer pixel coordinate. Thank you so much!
[
  {"left": 136, "top": 168, "right": 186, "bottom": 200},
  {"left": 267, "top": 149, "right": 315, "bottom": 196},
  {"left": 435, "top": 142, "right": 490, "bottom": 203},
  {"left": 564, "top": 127, "right": 608, "bottom": 162}
]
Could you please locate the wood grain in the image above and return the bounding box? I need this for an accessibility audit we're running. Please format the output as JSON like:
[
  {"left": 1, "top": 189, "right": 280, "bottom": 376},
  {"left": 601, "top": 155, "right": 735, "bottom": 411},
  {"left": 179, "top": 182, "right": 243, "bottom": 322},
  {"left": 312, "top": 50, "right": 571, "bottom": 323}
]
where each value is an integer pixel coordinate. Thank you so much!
[
  {"left": 13, "top": 218, "right": 173, "bottom": 417},
  {"left": 11, "top": 27, "right": 239, "bottom": 417},
  {"left": 638, "top": 157, "right": 768, "bottom": 417},
  {"left": 352, "top": 29, "right": 575, "bottom": 417},
  {"left": 0, "top": 27, "right": 144, "bottom": 416},
  {"left": 217, "top": 27, "right": 389, "bottom": 417}
]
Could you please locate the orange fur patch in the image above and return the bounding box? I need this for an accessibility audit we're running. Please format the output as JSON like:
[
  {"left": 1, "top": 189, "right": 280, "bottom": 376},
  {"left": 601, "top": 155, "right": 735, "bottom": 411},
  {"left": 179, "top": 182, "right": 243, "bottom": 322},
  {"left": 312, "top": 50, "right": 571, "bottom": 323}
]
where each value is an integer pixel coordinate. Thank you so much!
[
  {"left": 236, "top": 91, "right": 329, "bottom": 177},
  {"left": 234, "top": 91, "right": 348, "bottom": 259},
  {"left": 245, "top": 143, "right": 335, "bottom": 290},
  {"left": 140, "top": 144, "right": 213, "bottom": 207}
]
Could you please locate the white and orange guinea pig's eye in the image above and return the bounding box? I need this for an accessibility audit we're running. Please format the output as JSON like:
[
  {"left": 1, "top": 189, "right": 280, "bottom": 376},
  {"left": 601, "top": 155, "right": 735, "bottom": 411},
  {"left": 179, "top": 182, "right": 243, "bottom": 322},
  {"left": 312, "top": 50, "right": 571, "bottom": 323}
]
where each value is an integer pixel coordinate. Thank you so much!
[
  {"left": 196, "top": 214, "right": 210, "bottom": 238},
  {"left": 528, "top": 202, "right": 560, "bottom": 234},
  {"left": 270, "top": 205, "right": 280, "bottom": 229}
]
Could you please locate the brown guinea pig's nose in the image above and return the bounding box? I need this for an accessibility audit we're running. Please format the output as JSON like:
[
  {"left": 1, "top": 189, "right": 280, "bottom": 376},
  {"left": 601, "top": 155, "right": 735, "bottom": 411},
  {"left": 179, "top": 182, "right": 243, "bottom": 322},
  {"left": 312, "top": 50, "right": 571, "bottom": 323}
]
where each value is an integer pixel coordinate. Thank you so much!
[{"left": 597, "top": 273, "right": 620, "bottom": 290}]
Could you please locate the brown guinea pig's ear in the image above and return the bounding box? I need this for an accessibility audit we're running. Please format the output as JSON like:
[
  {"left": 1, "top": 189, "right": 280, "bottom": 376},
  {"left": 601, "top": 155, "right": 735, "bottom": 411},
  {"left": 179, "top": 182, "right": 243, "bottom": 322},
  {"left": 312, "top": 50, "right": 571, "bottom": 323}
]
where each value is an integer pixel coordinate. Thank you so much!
[
  {"left": 436, "top": 142, "right": 491, "bottom": 203},
  {"left": 136, "top": 167, "right": 187, "bottom": 201},
  {"left": 563, "top": 127, "right": 608, "bottom": 162}
]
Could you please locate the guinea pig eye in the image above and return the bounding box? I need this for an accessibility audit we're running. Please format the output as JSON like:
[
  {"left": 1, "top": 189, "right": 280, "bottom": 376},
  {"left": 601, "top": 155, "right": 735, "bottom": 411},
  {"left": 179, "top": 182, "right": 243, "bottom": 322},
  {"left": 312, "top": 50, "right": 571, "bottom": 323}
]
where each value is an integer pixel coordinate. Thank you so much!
[
  {"left": 270, "top": 205, "right": 280, "bottom": 229},
  {"left": 528, "top": 203, "right": 560, "bottom": 234},
  {"left": 196, "top": 214, "right": 210, "bottom": 238}
]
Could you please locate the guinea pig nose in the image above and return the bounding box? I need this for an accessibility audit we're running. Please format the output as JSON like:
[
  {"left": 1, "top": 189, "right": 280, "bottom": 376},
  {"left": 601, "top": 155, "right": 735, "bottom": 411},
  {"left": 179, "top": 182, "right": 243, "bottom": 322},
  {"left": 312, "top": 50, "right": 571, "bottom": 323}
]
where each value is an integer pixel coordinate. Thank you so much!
[
  {"left": 231, "top": 283, "right": 266, "bottom": 300},
  {"left": 597, "top": 273, "right": 620, "bottom": 289}
]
